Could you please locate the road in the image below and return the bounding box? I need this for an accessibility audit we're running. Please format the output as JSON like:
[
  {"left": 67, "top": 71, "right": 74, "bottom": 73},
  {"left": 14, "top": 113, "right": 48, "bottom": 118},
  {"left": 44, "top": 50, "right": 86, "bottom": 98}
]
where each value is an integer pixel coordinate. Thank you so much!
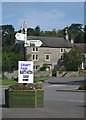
[{"left": 1, "top": 77, "right": 85, "bottom": 118}]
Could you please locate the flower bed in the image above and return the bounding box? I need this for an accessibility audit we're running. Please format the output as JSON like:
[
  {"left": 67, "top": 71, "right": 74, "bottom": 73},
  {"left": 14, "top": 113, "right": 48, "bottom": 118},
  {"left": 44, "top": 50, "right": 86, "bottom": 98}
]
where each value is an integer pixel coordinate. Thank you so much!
[{"left": 5, "top": 83, "right": 44, "bottom": 108}]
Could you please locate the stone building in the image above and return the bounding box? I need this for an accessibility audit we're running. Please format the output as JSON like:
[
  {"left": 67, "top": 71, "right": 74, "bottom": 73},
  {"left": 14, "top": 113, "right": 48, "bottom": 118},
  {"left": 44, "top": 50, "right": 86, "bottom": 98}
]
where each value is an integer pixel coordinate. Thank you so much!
[{"left": 26, "top": 36, "right": 72, "bottom": 71}]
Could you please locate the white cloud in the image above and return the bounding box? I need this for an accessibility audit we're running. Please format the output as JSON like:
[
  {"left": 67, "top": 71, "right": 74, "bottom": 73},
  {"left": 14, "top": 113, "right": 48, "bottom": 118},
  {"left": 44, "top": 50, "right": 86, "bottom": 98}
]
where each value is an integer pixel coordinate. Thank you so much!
[{"left": 18, "top": 9, "right": 66, "bottom": 30}]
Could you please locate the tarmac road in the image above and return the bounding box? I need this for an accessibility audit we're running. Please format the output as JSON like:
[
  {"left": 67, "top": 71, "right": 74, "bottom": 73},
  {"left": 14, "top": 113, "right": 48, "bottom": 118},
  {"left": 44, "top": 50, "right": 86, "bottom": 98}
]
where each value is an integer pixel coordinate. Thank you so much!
[{"left": 1, "top": 77, "right": 85, "bottom": 118}]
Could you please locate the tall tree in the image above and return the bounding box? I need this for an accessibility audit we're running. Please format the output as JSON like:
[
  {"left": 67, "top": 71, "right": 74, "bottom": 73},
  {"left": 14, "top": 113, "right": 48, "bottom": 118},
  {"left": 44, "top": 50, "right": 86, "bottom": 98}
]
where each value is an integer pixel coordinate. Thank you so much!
[
  {"left": 2, "top": 25, "right": 15, "bottom": 51},
  {"left": 34, "top": 25, "right": 40, "bottom": 36},
  {"left": 27, "top": 28, "right": 35, "bottom": 36},
  {"left": 69, "top": 23, "right": 84, "bottom": 43},
  {"left": 84, "top": 25, "right": 86, "bottom": 43}
]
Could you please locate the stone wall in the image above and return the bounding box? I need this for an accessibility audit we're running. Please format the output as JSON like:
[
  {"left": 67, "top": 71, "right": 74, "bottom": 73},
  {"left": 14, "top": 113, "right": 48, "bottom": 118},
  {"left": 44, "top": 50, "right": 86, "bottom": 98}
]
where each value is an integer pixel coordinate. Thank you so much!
[
  {"left": 4, "top": 70, "right": 18, "bottom": 79},
  {"left": 34, "top": 71, "right": 52, "bottom": 77},
  {"left": 3, "top": 70, "right": 52, "bottom": 79}
]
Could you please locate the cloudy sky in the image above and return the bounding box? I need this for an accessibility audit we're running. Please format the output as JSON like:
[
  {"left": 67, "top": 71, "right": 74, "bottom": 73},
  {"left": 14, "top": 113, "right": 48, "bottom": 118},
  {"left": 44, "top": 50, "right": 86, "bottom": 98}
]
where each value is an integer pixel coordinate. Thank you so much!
[{"left": 2, "top": 2, "right": 84, "bottom": 31}]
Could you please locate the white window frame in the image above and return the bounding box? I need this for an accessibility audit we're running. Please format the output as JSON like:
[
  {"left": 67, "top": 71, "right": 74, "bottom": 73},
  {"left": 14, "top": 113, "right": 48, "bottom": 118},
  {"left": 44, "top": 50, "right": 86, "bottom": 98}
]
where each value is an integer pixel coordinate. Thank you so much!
[
  {"left": 60, "top": 48, "right": 64, "bottom": 53},
  {"left": 32, "top": 54, "right": 38, "bottom": 61},
  {"left": 45, "top": 54, "right": 50, "bottom": 61},
  {"left": 32, "top": 47, "right": 38, "bottom": 52},
  {"left": 60, "top": 48, "right": 66, "bottom": 53}
]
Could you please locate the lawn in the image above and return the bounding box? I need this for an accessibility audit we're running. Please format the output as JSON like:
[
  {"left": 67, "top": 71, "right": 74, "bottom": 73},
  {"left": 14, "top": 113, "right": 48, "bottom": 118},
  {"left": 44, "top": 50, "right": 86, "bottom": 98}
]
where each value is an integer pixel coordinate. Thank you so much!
[
  {"left": 2, "top": 79, "right": 17, "bottom": 85},
  {"left": 0, "top": 76, "right": 49, "bottom": 85}
]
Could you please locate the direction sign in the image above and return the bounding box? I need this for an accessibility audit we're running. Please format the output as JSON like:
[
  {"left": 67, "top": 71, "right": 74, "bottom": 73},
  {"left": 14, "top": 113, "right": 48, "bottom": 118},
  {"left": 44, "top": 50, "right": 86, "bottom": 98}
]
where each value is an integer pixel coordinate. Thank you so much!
[
  {"left": 24, "top": 40, "right": 42, "bottom": 47},
  {"left": 15, "top": 33, "right": 25, "bottom": 41}
]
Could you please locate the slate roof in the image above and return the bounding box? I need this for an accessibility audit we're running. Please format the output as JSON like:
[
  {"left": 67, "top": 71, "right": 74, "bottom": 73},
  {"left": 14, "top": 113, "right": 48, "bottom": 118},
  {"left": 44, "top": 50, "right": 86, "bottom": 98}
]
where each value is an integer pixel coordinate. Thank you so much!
[{"left": 27, "top": 36, "right": 72, "bottom": 48}]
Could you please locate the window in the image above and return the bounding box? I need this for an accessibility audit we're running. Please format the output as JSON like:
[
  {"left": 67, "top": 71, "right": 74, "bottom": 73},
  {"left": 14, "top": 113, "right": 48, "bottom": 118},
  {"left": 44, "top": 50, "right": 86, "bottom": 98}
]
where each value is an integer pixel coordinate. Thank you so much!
[
  {"left": 64, "top": 49, "right": 66, "bottom": 52},
  {"left": 33, "top": 48, "right": 35, "bottom": 52},
  {"left": 33, "top": 65, "right": 39, "bottom": 71},
  {"left": 36, "top": 55, "right": 38, "bottom": 60},
  {"left": 60, "top": 48, "right": 65, "bottom": 53},
  {"left": 32, "top": 47, "right": 38, "bottom": 52},
  {"left": 60, "top": 48, "right": 63, "bottom": 53},
  {"left": 45, "top": 54, "right": 50, "bottom": 61},
  {"left": 32, "top": 54, "right": 38, "bottom": 61},
  {"left": 36, "top": 48, "right": 38, "bottom": 51},
  {"left": 32, "top": 54, "right": 35, "bottom": 60},
  {"left": 61, "top": 56, "right": 63, "bottom": 60}
]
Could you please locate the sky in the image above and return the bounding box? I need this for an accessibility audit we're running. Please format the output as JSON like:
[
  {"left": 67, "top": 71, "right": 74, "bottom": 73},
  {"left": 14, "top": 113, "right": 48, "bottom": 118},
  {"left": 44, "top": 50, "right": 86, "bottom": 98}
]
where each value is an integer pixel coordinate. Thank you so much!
[{"left": 2, "top": 2, "right": 84, "bottom": 31}]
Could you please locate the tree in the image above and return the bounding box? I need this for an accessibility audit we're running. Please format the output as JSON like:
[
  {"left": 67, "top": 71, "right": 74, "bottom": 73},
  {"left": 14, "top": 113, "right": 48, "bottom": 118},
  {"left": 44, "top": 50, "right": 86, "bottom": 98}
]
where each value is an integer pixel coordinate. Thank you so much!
[
  {"left": 34, "top": 25, "right": 41, "bottom": 36},
  {"left": 2, "top": 51, "right": 24, "bottom": 72},
  {"left": 27, "top": 28, "right": 35, "bottom": 36},
  {"left": 69, "top": 23, "right": 84, "bottom": 43},
  {"left": 2, "top": 25, "right": 15, "bottom": 52},
  {"left": 63, "top": 48, "right": 84, "bottom": 71},
  {"left": 84, "top": 25, "right": 86, "bottom": 43}
]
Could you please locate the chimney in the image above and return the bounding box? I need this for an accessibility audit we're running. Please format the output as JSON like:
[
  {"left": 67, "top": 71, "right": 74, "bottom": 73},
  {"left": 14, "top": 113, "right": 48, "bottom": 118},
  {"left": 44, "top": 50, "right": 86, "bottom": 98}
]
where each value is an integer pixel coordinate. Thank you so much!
[
  {"left": 65, "top": 28, "right": 69, "bottom": 40},
  {"left": 71, "top": 39, "right": 74, "bottom": 44}
]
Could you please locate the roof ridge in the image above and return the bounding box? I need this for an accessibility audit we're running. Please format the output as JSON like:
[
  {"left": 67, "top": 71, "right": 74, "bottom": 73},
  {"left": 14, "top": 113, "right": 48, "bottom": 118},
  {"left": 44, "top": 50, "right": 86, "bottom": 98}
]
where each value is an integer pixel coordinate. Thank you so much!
[{"left": 28, "top": 36, "right": 64, "bottom": 39}]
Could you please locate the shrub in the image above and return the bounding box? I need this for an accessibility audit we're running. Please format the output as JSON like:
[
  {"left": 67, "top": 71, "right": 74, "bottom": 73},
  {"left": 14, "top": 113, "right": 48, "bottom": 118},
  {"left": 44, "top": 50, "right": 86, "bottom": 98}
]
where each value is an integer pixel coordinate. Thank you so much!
[
  {"left": 78, "top": 84, "right": 86, "bottom": 90},
  {"left": 59, "top": 66, "right": 65, "bottom": 74},
  {"left": 40, "top": 64, "right": 48, "bottom": 71}
]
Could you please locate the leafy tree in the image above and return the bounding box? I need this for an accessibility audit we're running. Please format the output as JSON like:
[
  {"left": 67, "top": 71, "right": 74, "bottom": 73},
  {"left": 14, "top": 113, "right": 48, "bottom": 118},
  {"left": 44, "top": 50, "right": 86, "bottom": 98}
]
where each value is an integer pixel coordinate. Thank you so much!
[
  {"left": 84, "top": 25, "right": 86, "bottom": 43},
  {"left": 27, "top": 28, "right": 35, "bottom": 36},
  {"left": 2, "top": 25, "right": 15, "bottom": 52},
  {"left": 74, "top": 32, "right": 84, "bottom": 43},
  {"left": 57, "top": 29, "right": 64, "bottom": 38},
  {"left": 68, "top": 23, "right": 84, "bottom": 43},
  {"left": 34, "top": 25, "right": 41, "bottom": 36},
  {"left": 2, "top": 51, "right": 24, "bottom": 72},
  {"left": 63, "top": 48, "right": 84, "bottom": 71}
]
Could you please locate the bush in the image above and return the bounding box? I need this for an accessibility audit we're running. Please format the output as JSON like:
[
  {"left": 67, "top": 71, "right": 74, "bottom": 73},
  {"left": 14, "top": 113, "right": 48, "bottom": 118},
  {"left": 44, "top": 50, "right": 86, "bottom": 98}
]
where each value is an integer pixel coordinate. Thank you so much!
[
  {"left": 40, "top": 64, "right": 48, "bottom": 71},
  {"left": 59, "top": 66, "right": 65, "bottom": 74},
  {"left": 78, "top": 84, "right": 86, "bottom": 90},
  {"left": 63, "top": 48, "right": 84, "bottom": 71}
]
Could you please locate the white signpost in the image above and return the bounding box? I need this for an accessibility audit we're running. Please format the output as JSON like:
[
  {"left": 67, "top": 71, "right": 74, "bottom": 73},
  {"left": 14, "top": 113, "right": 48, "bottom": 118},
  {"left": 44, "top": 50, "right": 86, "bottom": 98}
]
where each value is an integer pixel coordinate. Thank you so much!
[
  {"left": 15, "top": 32, "right": 42, "bottom": 47},
  {"left": 15, "top": 22, "right": 43, "bottom": 84},
  {"left": 24, "top": 40, "right": 42, "bottom": 47},
  {"left": 18, "top": 61, "right": 33, "bottom": 83}
]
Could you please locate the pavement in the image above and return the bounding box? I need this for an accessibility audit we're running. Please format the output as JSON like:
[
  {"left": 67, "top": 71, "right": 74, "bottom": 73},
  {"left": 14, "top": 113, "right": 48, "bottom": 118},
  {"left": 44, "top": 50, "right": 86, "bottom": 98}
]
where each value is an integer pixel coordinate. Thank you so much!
[{"left": 1, "top": 76, "right": 86, "bottom": 119}]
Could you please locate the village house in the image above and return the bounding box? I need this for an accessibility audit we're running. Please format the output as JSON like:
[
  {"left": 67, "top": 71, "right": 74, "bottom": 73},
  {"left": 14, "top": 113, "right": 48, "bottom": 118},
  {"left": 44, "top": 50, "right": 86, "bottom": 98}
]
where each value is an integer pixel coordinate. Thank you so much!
[{"left": 26, "top": 31, "right": 72, "bottom": 71}]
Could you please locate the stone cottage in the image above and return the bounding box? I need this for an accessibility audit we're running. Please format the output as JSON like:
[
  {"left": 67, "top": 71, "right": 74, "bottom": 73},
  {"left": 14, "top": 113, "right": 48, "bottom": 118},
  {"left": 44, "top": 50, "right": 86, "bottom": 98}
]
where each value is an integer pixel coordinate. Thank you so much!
[{"left": 26, "top": 35, "right": 72, "bottom": 71}]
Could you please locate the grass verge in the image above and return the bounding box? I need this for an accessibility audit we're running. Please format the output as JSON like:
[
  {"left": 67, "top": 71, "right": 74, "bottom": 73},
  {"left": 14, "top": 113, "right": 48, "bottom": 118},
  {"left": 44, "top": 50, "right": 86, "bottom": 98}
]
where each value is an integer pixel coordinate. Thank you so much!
[{"left": 0, "top": 76, "right": 49, "bottom": 85}]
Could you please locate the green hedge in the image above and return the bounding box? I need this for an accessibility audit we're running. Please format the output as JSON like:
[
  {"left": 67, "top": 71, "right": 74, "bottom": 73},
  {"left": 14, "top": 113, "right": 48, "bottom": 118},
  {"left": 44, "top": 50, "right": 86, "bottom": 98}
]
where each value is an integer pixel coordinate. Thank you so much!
[{"left": 5, "top": 89, "right": 44, "bottom": 108}]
